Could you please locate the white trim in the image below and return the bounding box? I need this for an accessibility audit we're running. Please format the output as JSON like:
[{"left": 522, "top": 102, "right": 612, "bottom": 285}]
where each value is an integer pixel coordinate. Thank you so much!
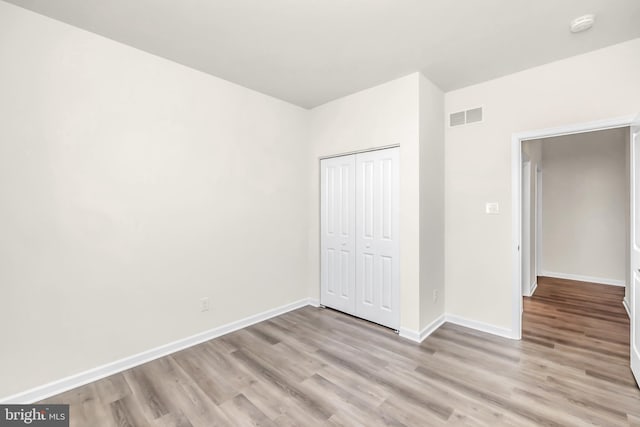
[
  {"left": 420, "top": 315, "right": 446, "bottom": 341},
  {"left": 400, "top": 312, "right": 519, "bottom": 343},
  {"left": 401, "top": 313, "right": 518, "bottom": 343},
  {"left": 511, "top": 114, "right": 638, "bottom": 341},
  {"left": 398, "top": 327, "right": 420, "bottom": 342},
  {"left": 445, "top": 314, "right": 516, "bottom": 340},
  {"left": 399, "top": 314, "right": 446, "bottom": 343},
  {"left": 511, "top": 129, "right": 524, "bottom": 340},
  {"left": 623, "top": 298, "right": 631, "bottom": 319},
  {"left": 398, "top": 327, "right": 421, "bottom": 343},
  {"left": 0, "top": 298, "right": 316, "bottom": 404},
  {"left": 536, "top": 167, "right": 543, "bottom": 276},
  {"left": 540, "top": 271, "right": 625, "bottom": 287},
  {"left": 523, "top": 281, "right": 538, "bottom": 297},
  {"left": 318, "top": 144, "right": 400, "bottom": 160},
  {"left": 521, "top": 160, "right": 532, "bottom": 297},
  {"left": 514, "top": 115, "right": 637, "bottom": 142}
]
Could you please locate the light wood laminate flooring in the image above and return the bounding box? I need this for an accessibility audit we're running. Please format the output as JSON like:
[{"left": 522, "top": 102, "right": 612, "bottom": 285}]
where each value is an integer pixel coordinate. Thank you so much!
[{"left": 41, "top": 276, "right": 640, "bottom": 426}]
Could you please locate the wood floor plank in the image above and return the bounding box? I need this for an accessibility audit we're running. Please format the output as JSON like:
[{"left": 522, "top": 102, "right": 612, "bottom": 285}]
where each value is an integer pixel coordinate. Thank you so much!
[
  {"left": 230, "top": 348, "right": 332, "bottom": 423},
  {"left": 39, "top": 277, "right": 640, "bottom": 426},
  {"left": 218, "top": 394, "right": 277, "bottom": 427},
  {"left": 154, "top": 410, "right": 194, "bottom": 427},
  {"left": 122, "top": 363, "right": 173, "bottom": 421},
  {"left": 110, "top": 395, "right": 152, "bottom": 427}
]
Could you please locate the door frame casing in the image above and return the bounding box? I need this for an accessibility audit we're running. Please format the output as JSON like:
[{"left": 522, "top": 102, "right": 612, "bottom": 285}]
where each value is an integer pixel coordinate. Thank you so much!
[
  {"left": 536, "top": 166, "right": 543, "bottom": 277},
  {"left": 521, "top": 160, "right": 532, "bottom": 296},
  {"left": 630, "top": 123, "right": 640, "bottom": 385},
  {"left": 511, "top": 114, "right": 638, "bottom": 339}
]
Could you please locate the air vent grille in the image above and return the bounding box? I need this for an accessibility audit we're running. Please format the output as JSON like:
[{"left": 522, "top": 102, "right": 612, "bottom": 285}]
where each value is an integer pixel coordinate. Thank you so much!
[
  {"left": 449, "top": 111, "right": 465, "bottom": 127},
  {"left": 466, "top": 107, "right": 483, "bottom": 123},
  {"left": 449, "top": 107, "right": 483, "bottom": 127}
]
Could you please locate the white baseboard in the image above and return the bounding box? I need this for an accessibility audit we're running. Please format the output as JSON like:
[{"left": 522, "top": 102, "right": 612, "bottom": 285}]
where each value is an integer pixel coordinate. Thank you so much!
[
  {"left": 420, "top": 314, "right": 446, "bottom": 341},
  {"left": 526, "top": 281, "right": 538, "bottom": 297},
  {"left": 399, "top": 312, "right": 517, "bottom": 343},
  {"left": 540, "top": 271, "right": 624, "bottom": 287},
  {"left": 307, "top": 298, "right": 320, "bottom": 308},
  {"left": 398, "top": 327, "right": 420, "bottom": 342},
  {"left": 445, "top": 314, "right": 516, "bottom": 340},
  {"left": 623, "top": 298, "right": 631, "bottom": 319},
  {"left": 0, "top": 297, "right": 316, "bottom": 404},
  {"left": 399, "top": 314, "right": 446, "bottom": 343}
]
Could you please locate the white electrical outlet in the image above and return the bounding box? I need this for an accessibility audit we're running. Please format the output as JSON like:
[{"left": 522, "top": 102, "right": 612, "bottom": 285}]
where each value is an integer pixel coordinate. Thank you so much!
[
  {"left": 433, "top": 289, "right": 439, "bottom": 302},
  {"left": 200, "top": 297, "right": 210, "bottom": 312}
]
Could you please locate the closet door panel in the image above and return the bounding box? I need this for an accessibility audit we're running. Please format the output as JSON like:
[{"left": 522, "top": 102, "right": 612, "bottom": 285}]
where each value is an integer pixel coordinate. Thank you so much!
[
  {"left": 355, "top": 148, "right": 400, "bottom": 329},
  {"left": 320, "top": 155, "right": 356, "bottom": 314}
]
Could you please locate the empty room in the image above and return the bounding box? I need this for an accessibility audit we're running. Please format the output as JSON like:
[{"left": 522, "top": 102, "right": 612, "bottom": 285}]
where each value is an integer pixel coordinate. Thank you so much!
[{"left": 1, "top": 1, "right": 640, "bottom": 426}]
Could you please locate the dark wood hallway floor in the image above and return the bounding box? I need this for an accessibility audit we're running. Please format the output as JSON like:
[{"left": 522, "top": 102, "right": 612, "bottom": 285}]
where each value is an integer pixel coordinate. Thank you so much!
[{"left": 41, "top": 277, "right": 640, "bottom": 426}]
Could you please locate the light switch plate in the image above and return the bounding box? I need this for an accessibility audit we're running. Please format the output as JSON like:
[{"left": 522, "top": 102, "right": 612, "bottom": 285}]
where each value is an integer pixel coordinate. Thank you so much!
[{"left": 486, "top": 202, "right": 500, "bottom": 214}]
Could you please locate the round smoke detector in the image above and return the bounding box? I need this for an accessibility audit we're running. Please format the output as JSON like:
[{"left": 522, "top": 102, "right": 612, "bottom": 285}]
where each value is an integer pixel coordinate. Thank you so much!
[{"left": 570, "top": 14, "right": 596, "bottom": 33}]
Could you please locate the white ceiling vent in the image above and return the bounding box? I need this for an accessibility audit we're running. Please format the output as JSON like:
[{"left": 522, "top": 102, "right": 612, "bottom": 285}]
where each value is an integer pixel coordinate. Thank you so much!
[{"left": 449, "top": 107, "right": 483, "bottom": 127}]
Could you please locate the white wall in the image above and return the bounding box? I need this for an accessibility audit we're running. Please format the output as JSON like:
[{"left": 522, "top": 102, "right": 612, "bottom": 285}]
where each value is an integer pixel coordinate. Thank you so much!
[
  {"left": 541, "top": 129, "right": 627, "bottom": 286},
  {"left": 0, "top": 1, "right": 309, "bottom": 399},
  {"left": 308, "top": 73, "right": 423, "bottom": 332},
  {"left": 445, "top": 38, "right": 640, "bottom": 331},
  {"left": 419, "top": 75, "right": 445, "bottom": 329},
  {"left": 307, "top": 73, "right": 445, "bottom": 335}
]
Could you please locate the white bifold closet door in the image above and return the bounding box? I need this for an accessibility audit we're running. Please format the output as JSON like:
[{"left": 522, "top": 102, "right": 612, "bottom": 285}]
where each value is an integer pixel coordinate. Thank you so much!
[
  {"left": 320, "top": 154, "right": 356, "bottom": 314},
  {"left": 320, "top": 147, "right": 399, "bottom": 329}
]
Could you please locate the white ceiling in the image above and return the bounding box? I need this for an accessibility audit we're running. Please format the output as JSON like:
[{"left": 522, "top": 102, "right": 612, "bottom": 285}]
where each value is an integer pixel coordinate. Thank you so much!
[{"left": 5, "top": 0, "right": 640, "bottom": 108}]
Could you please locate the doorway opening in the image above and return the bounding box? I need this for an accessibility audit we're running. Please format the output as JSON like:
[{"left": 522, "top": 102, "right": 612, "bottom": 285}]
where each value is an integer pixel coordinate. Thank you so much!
[
  {"left": 511, "top": 115, "right": 639, "bottom": 338},
  {"left": 522, "top": 128, "right": 629, "bottom": 297},
  {"left": 512, "top": 114, "right": 640, "bottom": 387}
]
